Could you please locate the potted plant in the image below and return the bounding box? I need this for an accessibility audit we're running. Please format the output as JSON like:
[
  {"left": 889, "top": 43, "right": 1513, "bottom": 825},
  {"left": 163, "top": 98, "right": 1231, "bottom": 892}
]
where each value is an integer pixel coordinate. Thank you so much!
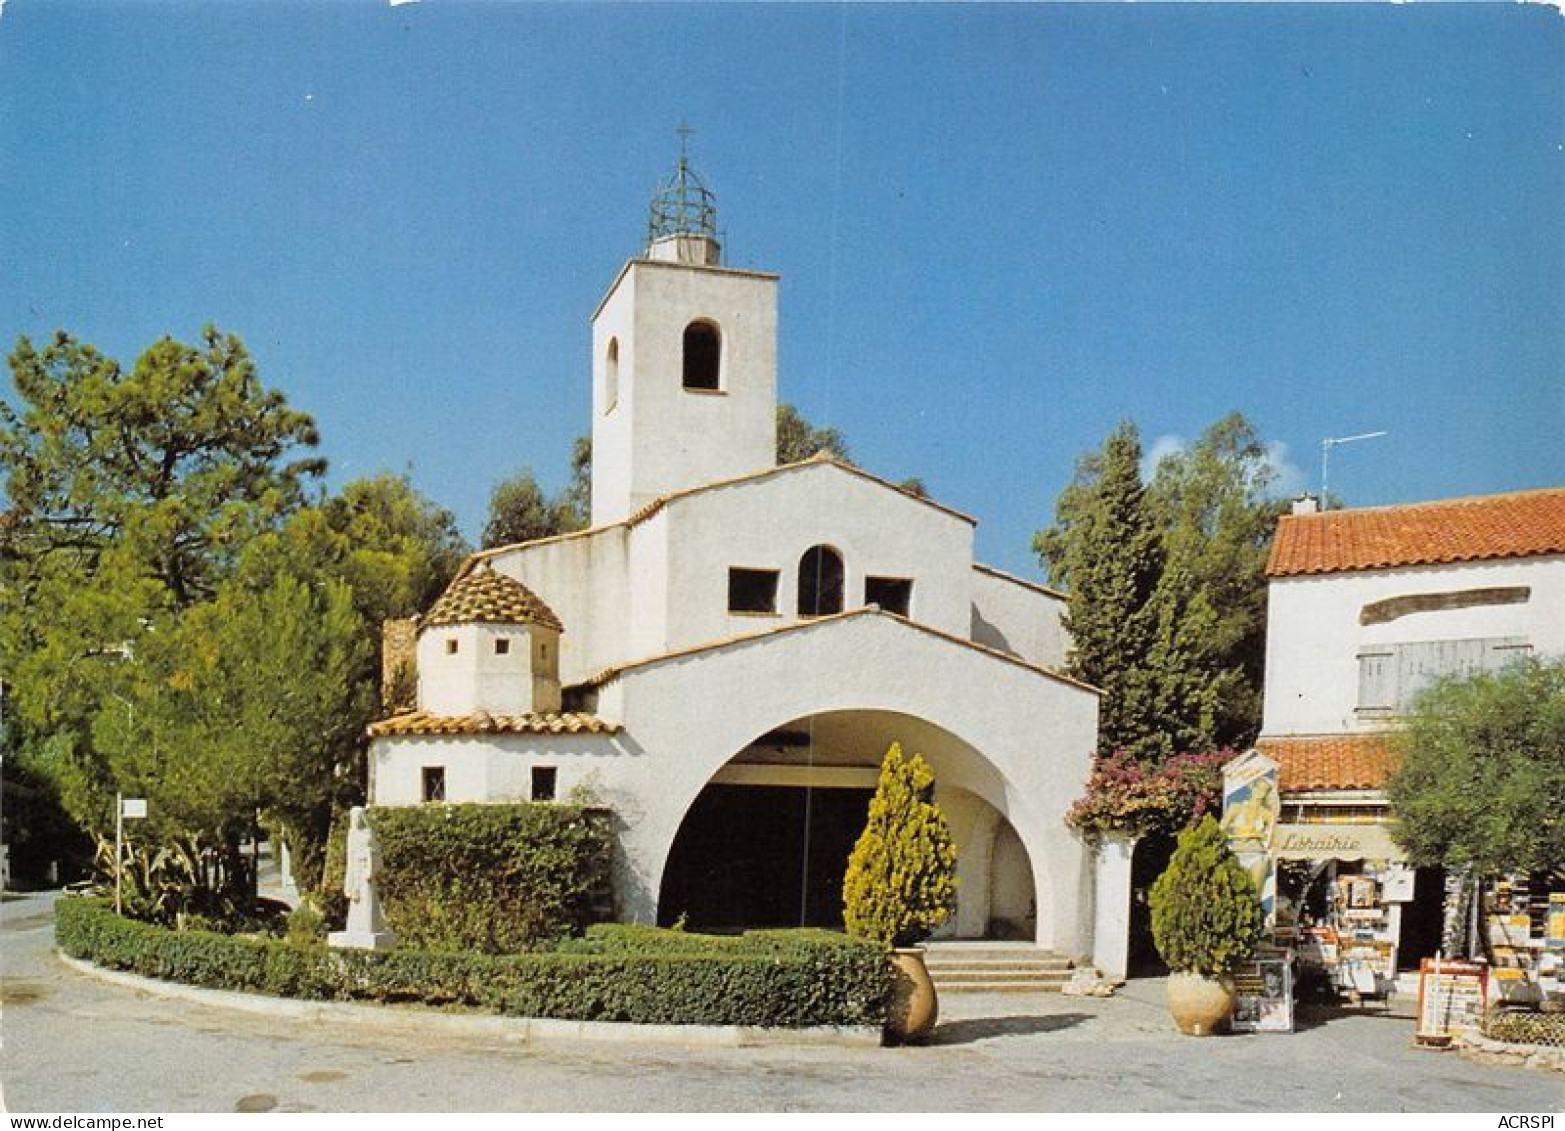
[
  {"left": 1149, "top": 814, "right": 1264, "bottom": 1035},
  {"left": 842, "top": 742, "right": 959, "bottom": 1044}
]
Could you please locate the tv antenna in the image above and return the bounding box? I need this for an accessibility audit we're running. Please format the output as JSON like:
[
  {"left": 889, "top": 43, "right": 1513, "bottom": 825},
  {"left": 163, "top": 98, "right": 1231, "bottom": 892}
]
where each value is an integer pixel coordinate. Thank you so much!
[{"left": 1320, "top": 430, "right": 1388, "bottom": 507}]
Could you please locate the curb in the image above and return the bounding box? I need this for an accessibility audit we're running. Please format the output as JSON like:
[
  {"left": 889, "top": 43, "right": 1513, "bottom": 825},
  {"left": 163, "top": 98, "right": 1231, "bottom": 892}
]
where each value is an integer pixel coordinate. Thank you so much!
[
  {"left": 56, "top": 953, "right": 883, "bottom": 1050},
  {"left": 1456, "top": 1030, "right": 1565, "bottom": 1074}
]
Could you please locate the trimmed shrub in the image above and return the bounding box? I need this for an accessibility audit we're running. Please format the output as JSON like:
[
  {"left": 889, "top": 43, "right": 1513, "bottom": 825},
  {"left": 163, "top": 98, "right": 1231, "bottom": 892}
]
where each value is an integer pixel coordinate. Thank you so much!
[
  {"left": 364, "top": 803, "right": 614, "bottom": 953},
  {"left": 842, "top": 743, "right": 958, "bottom": 949},
  {"left": 56, "top": 897, "right": 889, "bottom": 1029},
  {"left": 1149, "top": 814, "right": 1264, "bottom": 980}
]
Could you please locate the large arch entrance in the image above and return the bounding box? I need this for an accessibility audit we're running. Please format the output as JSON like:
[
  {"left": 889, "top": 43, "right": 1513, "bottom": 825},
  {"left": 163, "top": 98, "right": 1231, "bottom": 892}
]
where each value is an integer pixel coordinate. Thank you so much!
[{"left": 655, "top": 709, "right": 1040, "bottom": 938}]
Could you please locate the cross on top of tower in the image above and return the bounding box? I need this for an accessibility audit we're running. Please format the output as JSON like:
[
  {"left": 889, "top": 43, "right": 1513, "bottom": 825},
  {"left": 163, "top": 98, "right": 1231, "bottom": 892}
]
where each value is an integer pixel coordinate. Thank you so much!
[{"left": 648, "top": 124, "right": 719, "bottom": 249}]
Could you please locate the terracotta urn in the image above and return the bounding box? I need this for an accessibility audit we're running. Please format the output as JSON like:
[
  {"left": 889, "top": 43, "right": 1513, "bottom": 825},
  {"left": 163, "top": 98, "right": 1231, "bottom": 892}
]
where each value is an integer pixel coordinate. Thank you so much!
[
  {"left": 1166, "top": 970, "right": 1236, "bottom": 1036},
  {"left": 885, "top": 947, "right": 939, "bottom": 1045}
]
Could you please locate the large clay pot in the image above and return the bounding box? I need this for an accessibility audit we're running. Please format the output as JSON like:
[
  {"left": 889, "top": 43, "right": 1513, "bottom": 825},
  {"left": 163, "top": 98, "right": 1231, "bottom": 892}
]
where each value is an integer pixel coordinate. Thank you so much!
[
  {"left": 886, "top": 947, "right": 939, "bottom": 1045},
  {"left": 1166, "top": 970, "right": 1236, "bottom": 1036}
]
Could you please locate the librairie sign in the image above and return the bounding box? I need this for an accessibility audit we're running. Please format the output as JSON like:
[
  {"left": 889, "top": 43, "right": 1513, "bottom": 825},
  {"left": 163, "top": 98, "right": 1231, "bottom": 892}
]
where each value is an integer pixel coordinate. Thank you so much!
[{"left": 1271, "top": 822, "right": 1405, "bottom": 862}]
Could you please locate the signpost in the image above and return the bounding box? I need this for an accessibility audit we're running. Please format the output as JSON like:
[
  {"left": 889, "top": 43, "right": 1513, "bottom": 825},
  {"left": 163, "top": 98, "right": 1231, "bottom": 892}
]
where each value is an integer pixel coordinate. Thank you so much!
[
  {"left": 114, "top": 794, "right": 148, "bottom": 916},
  {"left": 1231, "top": 950, "right": 1296, "bottom": 1033},
  {"left": 1415, "top": 957, "right": 1488, "bottom": 1046}
]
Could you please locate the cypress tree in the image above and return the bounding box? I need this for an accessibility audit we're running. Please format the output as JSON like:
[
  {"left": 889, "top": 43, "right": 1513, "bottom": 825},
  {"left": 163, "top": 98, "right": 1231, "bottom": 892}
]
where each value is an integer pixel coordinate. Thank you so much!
[{"left": 1034, "top": 421, "right": 1165, "bottom": 758}]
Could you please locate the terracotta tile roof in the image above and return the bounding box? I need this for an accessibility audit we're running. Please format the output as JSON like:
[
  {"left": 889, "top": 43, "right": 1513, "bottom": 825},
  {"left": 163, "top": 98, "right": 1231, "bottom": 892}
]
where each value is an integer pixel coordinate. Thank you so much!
[
  {"left": 421, "top": 563, "right": 563, "bottom": 632},
  {"left": 1267, "top": 487, "right": 1565, "bottom": 577},
  {"left": 1255, "top": 734, "right": 1400, "bottom": 793},
  {"left": 368, "top": 710, "right": 618, "bottom": 738}
]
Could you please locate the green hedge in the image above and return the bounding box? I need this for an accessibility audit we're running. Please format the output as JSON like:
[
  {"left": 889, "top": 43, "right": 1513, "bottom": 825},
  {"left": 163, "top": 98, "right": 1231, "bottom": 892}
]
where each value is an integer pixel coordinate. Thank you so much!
[
  {"left": 364, "top": 803, "right": 615, "bottom": 953},
  {"left": 56, "top": 897, "right": 890, "bottom": 1028}
]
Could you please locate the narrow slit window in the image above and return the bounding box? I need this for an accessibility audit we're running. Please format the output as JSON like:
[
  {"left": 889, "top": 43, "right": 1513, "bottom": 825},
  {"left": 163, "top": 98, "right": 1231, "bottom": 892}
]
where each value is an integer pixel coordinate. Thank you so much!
[
  {"left": 682, "top": 320, "right": 721, "bottom": 390},
  {"left": 604, "top": 337, "right": 620, "bottom": 412},
  {"left": 445, "top": 638, "right": 459, "bottom": 655},
  {"left": 421, "top": 766, "right": 446, "bottom": 803},
  {"left": 865, "top": 576, "right": 913, "bottom": 616},
  {"left": 728, "top": 567, "right": 780, "bottom": 614},
  {"left": 531, "top": 766, "right": 558, "bottom": 803}
]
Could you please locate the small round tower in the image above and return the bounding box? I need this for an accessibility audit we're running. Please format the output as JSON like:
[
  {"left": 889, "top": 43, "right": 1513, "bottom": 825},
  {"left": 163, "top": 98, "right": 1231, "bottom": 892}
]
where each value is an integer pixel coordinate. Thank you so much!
[{"left": 415, "top": 562, "right": 563, "bottom": 716}]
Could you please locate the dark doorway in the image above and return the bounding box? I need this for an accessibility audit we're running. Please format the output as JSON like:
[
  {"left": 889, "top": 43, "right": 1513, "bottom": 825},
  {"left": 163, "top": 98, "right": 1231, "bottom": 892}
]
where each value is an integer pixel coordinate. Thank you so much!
[
  {"left": 1128, "top": 831, "right": 1176, "bottom": 975},
  {"left": 1399, "top": 866, "right": 1447, "bottom": 969},
  {"left": 658, "top": 783, "right": 872, "bottom": 932}
]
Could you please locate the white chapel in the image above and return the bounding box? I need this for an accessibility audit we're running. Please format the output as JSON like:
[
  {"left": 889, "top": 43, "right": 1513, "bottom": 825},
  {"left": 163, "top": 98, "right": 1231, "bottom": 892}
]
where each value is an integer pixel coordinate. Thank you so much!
[{"left": 368, "top": 149, "right": 1110, "bottom": 961}]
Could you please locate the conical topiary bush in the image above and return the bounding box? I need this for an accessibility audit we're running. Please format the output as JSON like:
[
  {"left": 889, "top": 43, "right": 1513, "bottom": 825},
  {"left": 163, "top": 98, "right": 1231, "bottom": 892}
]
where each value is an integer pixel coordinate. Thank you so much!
[
  {"left": 842, "top": 743, "right": 958, "bottom": 949},
  {"left": 1150, "top": 814, "right": 1264, "bottom": 979},
  {"left": 1150, "top": 814, "right": 1265, "bottom": 1036}
]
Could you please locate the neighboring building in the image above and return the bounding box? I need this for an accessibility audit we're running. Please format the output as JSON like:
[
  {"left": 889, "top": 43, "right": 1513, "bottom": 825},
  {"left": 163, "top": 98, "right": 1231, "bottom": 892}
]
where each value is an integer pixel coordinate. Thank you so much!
[
  {"left": 1252, "top": 487, "right": 1565, "bottom": 973},
  {"left": 368, "top": 151, "right": 1105, "bottom": 959}
]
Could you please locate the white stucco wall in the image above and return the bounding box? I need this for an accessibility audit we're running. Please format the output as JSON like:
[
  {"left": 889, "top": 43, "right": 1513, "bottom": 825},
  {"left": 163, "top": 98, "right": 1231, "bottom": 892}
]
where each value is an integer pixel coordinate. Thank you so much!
[
  {"left": 656, "top": 462, "right": 978, "bottom": 648},
  {"left": 969, "top": 565, "right": 1071, "bottom": 669},
  {"left": 371, "top": 732, "right": 627, "bottom": 807},
  {"left": 416, "top": 623, "right": 541, "bottom": 717},
  {"left": 626, "top": 509, "right": 672, "bottom": 661},
  {"left": 1262, "top": 555, "right": 1565, "bottom": 735},
  {"left": 591, "top": 259, "right": 778, "bottom": 525},
  {"left": 587, "top": 610, "right": 1100, "bottom": 955},
  {"left": 486, "top": 529, "right": 631, "bottom": 687}
]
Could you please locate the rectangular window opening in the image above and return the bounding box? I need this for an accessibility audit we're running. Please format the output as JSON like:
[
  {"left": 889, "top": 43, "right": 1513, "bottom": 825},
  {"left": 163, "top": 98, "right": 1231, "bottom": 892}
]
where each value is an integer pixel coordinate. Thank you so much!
[
  {"left": 495, "top": 638, "right": 511, "bottom": 655},
  {"left": 531, "top": 766, "right": 558, "bottom": 803},
  {"left": 421, "top": 766, "right": 446, "bottom": 803},
  {"left": 445, "top": 638, "right": 459, "bottom": 655},
  {"left": 865, "top": 576, "right": 914, "bottom": 617},
  {"left": 728, "top": 567, "right": 780, "bottom": 614}
]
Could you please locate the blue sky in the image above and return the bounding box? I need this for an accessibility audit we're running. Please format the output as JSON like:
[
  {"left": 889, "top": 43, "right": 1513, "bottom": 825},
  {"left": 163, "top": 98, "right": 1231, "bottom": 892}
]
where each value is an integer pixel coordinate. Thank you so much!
[{"left": 2, "top": 1, "right": 1561, "bottom": 578}]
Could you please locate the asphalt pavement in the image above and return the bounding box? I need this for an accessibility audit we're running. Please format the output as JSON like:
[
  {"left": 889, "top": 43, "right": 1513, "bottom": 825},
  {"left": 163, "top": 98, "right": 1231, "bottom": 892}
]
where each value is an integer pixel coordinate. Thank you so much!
[{"left": 3, "top": 889, "right": 1560, "bottom": 1113}]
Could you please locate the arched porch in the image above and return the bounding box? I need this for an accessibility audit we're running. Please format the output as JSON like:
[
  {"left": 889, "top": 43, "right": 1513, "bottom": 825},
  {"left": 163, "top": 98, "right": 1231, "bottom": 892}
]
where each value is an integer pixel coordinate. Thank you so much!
[{"left": 655, "top": 709, "right": 1041, "bottom": 940}]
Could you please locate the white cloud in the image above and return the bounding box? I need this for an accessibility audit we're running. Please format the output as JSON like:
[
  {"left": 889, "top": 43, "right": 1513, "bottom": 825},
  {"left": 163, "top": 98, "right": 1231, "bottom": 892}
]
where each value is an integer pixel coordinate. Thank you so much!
[
  {"left": 1263, "top": 440, "right": 1308, "bottom": 498},
  {"left": 1142, "top": 433, "right": 1186, "bottom": 480}
]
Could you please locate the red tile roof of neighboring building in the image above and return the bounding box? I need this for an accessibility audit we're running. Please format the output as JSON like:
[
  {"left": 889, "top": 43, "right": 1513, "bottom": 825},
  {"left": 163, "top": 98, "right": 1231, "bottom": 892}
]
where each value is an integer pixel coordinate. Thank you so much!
[
  {"left": 1266, "top": 487, "right": 1565, "bottom": 577},
  {"left": 1255, "top": 734, "right": 1399, "bottom": 793}
]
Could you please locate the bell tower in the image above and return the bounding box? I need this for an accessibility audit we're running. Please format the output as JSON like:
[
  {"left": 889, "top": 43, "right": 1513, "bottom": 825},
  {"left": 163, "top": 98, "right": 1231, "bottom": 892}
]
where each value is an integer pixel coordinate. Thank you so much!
[{"left": 590, "top": 131, "right": 778, "bottom": 527}]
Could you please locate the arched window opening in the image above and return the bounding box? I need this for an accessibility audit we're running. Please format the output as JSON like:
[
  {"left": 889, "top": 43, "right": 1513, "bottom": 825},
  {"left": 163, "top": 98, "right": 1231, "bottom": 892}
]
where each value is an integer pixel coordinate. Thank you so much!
[
  {"left": 604, "top": 337, "right": 620, "bottom": 412},
  {"left": 797, "top": 545, "right": 844, "bottom": 616},
  {"left": 682, "top": 320, "right": 721, "bottom": 390}
]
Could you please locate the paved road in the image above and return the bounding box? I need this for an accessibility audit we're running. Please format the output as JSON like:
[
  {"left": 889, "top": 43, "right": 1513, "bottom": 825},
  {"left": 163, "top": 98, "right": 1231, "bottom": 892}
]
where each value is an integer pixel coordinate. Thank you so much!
[{"left": 2, "top": 891, "right": 1560, "bottom": 1113}]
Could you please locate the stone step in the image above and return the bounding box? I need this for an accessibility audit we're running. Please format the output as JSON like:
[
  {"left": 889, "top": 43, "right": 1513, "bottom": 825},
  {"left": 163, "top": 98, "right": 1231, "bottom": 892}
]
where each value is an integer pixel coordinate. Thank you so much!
[
  {"left": 931, "top": 968, "right": 1073, "bottom": 984},
  {"left": 921, "top": 945, "right": 1075, "bottom": 995},
  {"left": 936, "top": 979, "right": 1069, "bottom": 995},
  {"left": 923, "top": 955, "right": 1073, "bottom": 970}
]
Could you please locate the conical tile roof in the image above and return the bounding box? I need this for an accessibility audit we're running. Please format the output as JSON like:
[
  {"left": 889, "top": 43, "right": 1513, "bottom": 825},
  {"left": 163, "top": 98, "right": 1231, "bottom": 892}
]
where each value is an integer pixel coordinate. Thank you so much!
[{"left": 421, "top": 563, "right": 563, "bottom": 632}]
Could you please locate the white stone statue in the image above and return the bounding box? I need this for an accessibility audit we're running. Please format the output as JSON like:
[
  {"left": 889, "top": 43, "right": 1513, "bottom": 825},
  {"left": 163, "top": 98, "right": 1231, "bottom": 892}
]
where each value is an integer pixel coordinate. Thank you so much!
[{"left": 327, "top": 806, "right": 397, "bottom": 951}]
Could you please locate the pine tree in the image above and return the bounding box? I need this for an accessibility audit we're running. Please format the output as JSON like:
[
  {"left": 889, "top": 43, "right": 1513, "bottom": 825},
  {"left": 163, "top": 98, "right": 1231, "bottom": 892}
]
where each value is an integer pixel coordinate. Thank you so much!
[{"left": 842, "top": 744, "right": 958, "bottom": 948}]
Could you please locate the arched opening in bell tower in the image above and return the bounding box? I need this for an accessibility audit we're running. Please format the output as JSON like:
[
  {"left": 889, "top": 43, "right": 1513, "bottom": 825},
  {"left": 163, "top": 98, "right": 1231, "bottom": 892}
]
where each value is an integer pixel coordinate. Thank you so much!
[{"left": 682, "top": 320, "right": 722, "bottom": 390}]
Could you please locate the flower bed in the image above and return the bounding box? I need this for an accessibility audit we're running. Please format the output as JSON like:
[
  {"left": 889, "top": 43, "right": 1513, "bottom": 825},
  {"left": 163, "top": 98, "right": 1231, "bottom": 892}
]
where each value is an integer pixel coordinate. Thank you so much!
[{"left": 56, "top": 897, "right": 890, "bottom": 1029}]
